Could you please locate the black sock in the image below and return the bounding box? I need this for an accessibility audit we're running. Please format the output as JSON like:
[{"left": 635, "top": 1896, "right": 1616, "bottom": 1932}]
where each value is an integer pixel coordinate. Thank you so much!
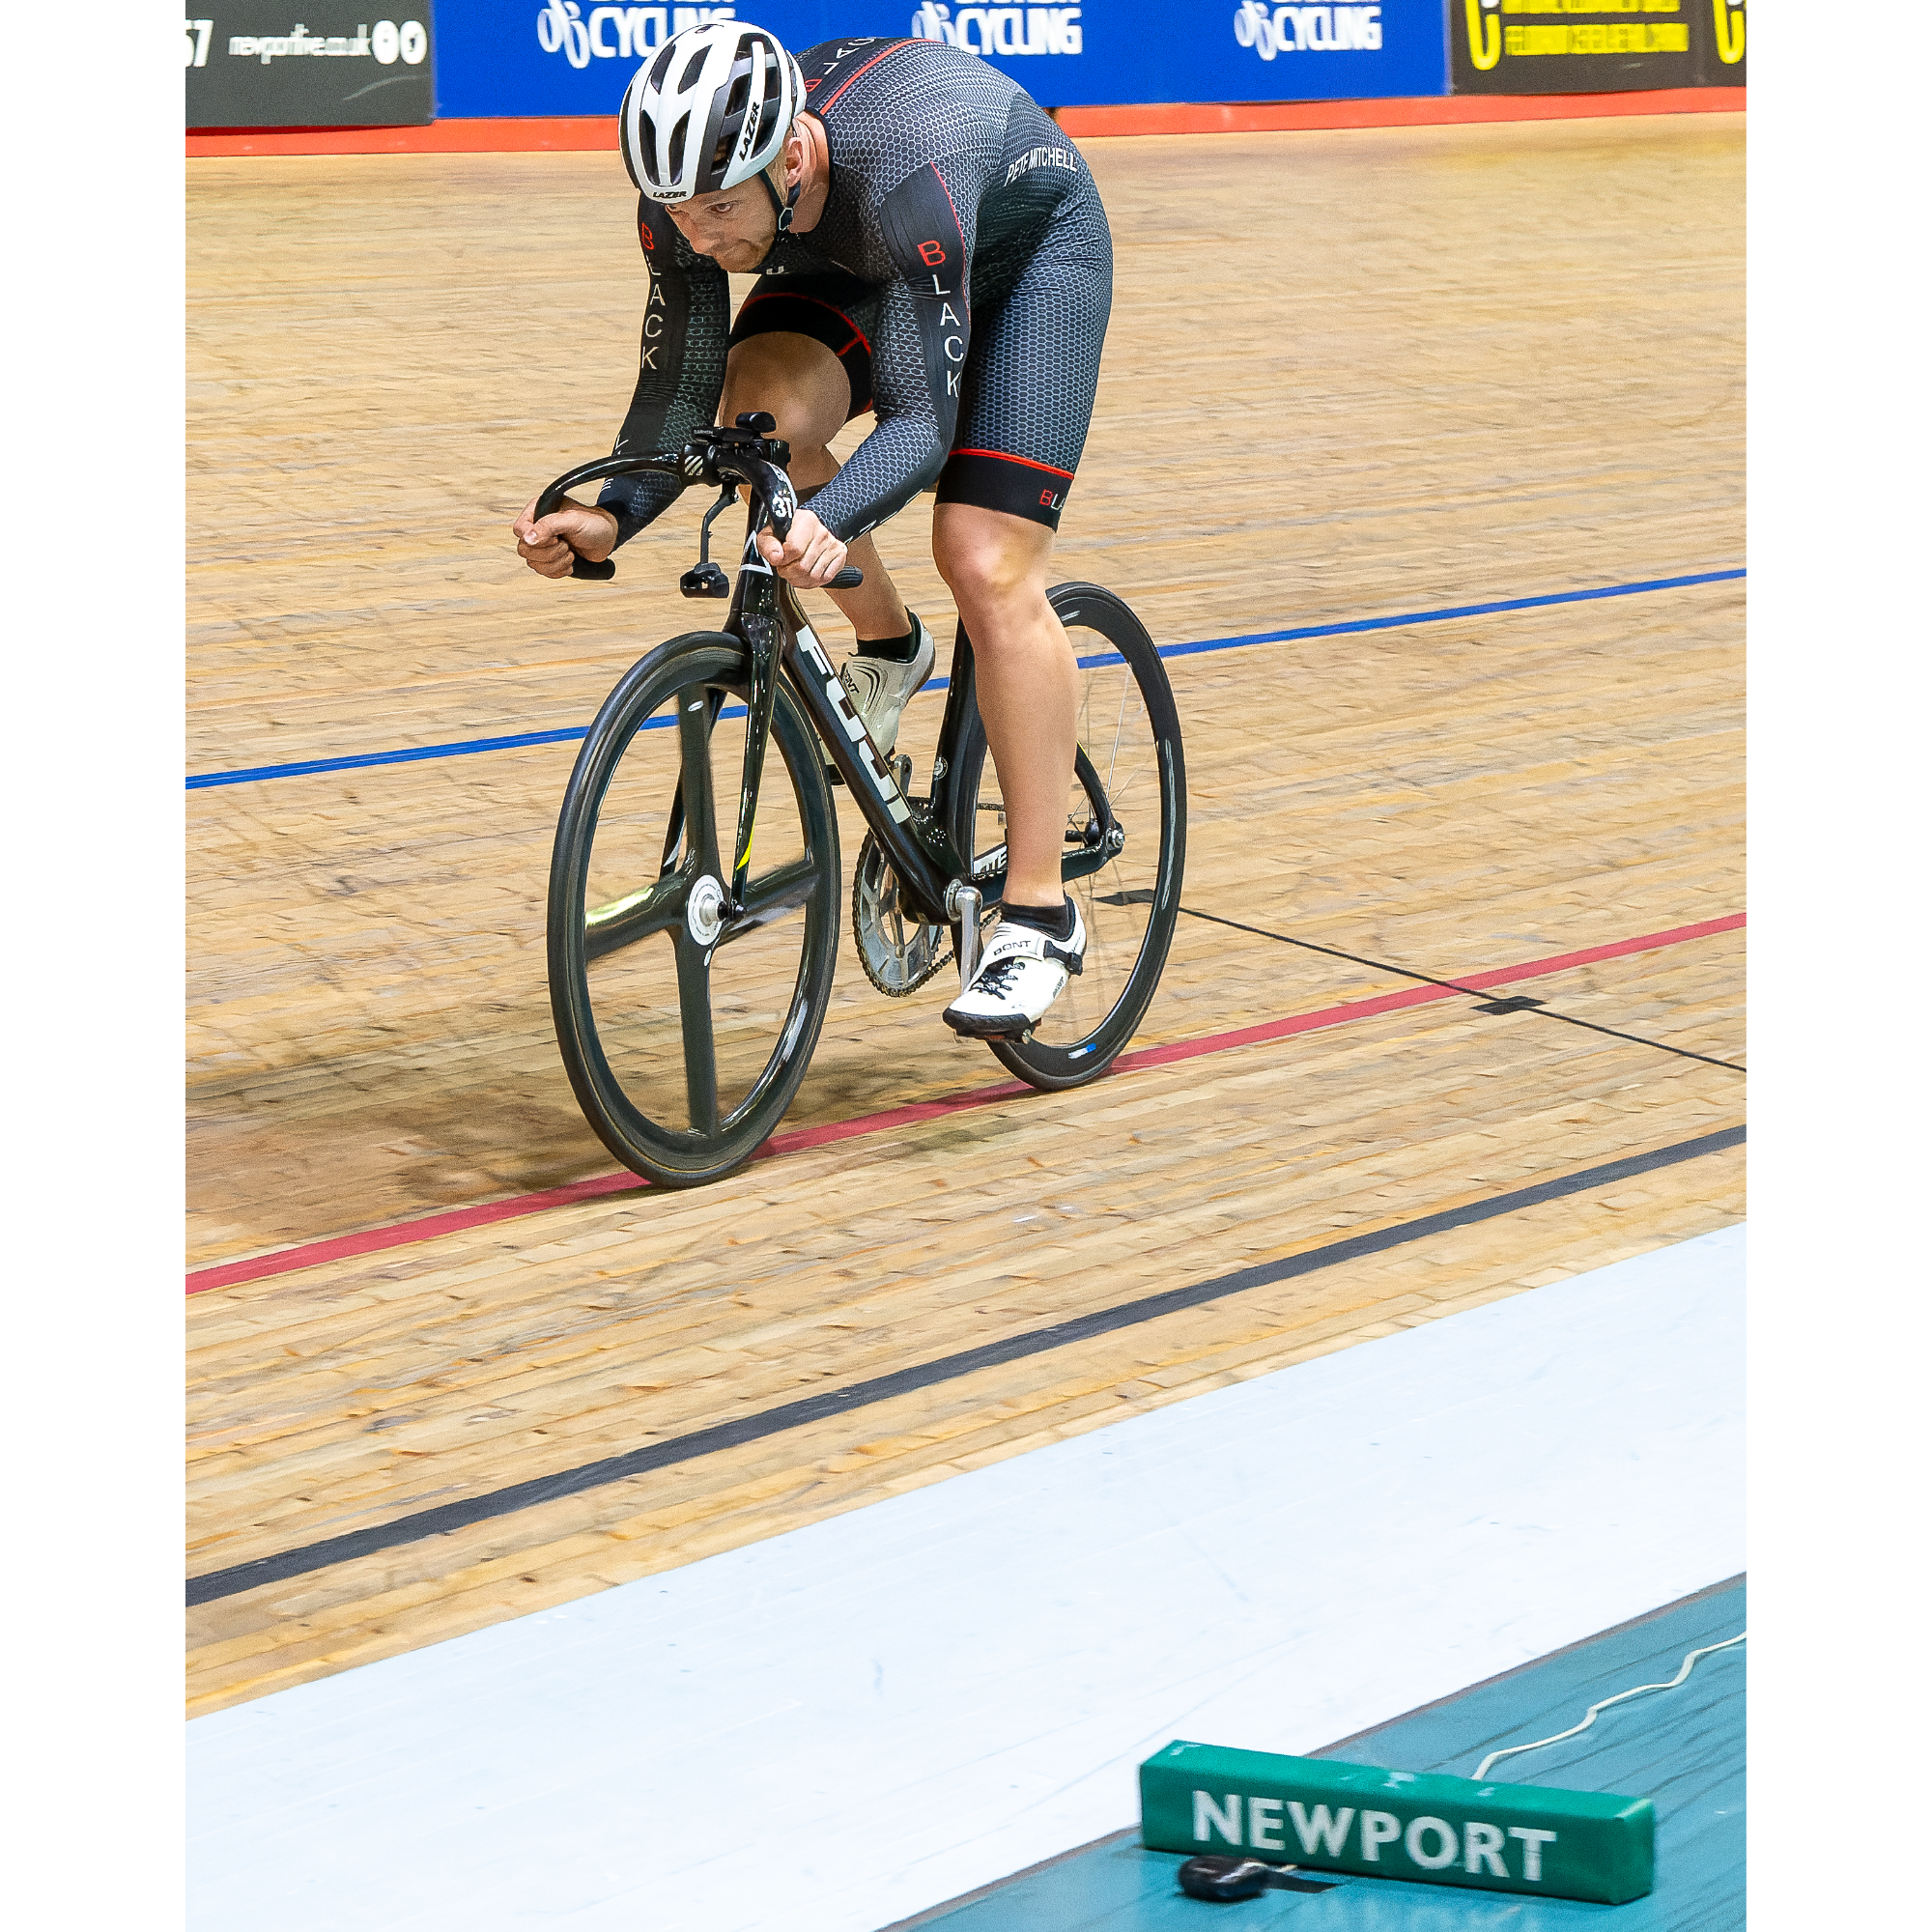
[
  {"left": 856, "top": 612, "right": 923, "bottom": 664},
  {"left": 999, "top": 896, "right": 1074, "bottom": 943}
]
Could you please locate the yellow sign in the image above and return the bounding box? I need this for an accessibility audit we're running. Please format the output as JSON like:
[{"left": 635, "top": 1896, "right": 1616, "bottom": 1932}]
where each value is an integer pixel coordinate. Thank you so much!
[
  {"left": 1508, "top": 23, "right": 1690, "bottom": 51},
  {"left": 1465, "top": 0, "right": 1500, "bottom": 70},
  {"left": 1712, "top": 0, "right": 1745, "bottom": 64}
]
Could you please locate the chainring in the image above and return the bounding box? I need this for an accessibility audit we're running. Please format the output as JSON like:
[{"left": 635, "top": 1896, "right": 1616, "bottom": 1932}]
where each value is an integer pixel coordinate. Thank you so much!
[{"left": 851, "top": 830, "right": 951, "bottom": 997}]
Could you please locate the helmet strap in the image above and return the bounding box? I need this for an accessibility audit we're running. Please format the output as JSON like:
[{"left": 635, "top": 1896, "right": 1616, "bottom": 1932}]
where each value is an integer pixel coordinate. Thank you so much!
[{"left": 757, "top": 151, "right": 804, "bottom": 233}]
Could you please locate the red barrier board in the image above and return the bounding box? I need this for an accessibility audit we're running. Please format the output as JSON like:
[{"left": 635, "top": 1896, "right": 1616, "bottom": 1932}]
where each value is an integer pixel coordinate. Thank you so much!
[{"left": 188, "top": 88, "right": 1742, "bottom": 156}]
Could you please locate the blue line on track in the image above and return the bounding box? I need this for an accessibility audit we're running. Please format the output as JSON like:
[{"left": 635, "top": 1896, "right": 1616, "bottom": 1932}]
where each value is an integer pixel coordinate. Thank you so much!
[{"left": 185, "top": 566, "right": 1743, "bottom": 792}]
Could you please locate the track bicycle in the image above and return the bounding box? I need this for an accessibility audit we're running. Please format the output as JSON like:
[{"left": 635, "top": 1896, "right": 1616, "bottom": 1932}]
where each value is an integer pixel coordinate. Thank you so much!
[{"left": 533, "top": 413, "right": 1186, "bottom": 1187}]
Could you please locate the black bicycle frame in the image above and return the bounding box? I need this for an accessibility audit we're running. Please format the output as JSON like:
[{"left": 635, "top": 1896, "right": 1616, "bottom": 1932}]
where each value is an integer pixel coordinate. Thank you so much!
[{"left": 535, "top": 440, "right": 973, "bottom": 929}]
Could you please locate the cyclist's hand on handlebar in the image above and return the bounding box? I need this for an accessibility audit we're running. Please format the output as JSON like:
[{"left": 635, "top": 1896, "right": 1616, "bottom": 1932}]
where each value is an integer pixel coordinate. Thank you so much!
[
  {"left": 755, "top": 508, "right": 849, "bottom": 589},
  {"left": 514, "top": 497, "right": 619, "bottom": 580}
]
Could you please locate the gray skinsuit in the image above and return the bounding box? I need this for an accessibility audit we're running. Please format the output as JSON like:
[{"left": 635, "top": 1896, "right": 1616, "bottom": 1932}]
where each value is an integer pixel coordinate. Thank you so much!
[{"left": 598, "top": 37, "right": 1114, "bottom": 549}]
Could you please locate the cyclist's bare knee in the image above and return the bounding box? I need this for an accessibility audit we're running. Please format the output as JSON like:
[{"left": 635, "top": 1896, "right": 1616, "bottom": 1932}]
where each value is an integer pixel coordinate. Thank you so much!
[
  {"left": 721, "top": 333, "right": 849, "bottom": 483},
  {"left": 932, "top": 503, "right": 1054, "bottom": 622}
]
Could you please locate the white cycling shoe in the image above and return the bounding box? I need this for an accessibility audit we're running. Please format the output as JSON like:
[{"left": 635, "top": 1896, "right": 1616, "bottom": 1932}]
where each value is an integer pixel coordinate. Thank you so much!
[
  {"left": 838, "top": 612, "right": 936, "bottom": 760},
  {"left": 943, "top": 901, "right": 1086, "bottom": 1039}
]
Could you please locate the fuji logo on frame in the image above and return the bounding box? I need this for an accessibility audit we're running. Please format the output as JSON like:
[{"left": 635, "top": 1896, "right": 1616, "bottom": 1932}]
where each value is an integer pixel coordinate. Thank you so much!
[{"left": 1233, "top": 1, "right": 1383, "bottom": 59}]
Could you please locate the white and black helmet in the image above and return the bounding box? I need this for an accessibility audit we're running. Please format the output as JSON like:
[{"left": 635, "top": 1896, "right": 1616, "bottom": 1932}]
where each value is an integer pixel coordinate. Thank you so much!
[{"left": 619, "top": 22, "right": 805, "bottom": 205}]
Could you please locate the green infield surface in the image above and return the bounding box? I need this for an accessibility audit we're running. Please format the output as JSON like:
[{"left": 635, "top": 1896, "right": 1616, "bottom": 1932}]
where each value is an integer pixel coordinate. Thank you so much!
[{"left": 888, "top": 1577, "right": 1744, "bottom": 1930}]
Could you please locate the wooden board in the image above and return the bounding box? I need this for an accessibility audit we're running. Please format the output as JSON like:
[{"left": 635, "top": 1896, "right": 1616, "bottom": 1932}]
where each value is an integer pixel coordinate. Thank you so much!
[{"left": 186, "top": 113, "right": 1744, "bottom": 1714}]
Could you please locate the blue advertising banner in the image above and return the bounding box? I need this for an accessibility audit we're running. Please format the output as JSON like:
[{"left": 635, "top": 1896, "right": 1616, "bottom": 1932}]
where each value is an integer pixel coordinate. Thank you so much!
[{"left": 433, "top": 0, "right": 1448, "bottom": 117}]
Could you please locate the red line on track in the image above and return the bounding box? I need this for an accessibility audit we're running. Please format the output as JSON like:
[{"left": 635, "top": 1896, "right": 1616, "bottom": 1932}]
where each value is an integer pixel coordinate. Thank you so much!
[{"left": 186, "top": 912, "right": 1743, "bottom": 1296}]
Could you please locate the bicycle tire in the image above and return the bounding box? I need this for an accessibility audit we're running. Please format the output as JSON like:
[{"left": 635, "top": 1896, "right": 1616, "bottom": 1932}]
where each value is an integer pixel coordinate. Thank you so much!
[
  {"left": 549, "top": 634, "right": 840, "bottom": 1186},
  {"left": 945, "top": 582, "right": 1186, "bottom": 1091}
]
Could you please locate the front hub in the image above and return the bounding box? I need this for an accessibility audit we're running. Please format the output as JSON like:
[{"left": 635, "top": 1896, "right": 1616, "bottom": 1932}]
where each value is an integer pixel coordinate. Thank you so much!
[{"left": 685, "top": 874, "right": 726, "bottom": 948}]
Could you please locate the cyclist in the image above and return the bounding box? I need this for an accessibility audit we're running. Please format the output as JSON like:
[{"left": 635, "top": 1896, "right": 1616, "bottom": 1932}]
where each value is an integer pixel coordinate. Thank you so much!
[{"left": 513, "top": 23, "right": 1110, "bottom": 1039}]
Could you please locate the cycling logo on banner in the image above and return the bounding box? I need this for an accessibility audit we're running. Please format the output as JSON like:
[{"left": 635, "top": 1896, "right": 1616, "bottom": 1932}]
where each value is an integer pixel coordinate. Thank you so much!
[
  {"left": 910, "top": 4, "right": 1084, "bottom": 56},
  {"left": 1233, "top": 2, "right": 1384, "bottom": 60},
  {"left": 535, "top": 2, "right": 733, "bottom": 71}
]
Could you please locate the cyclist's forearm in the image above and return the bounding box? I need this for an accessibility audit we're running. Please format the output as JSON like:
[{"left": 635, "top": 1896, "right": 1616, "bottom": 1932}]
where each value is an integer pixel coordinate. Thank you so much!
[
  {"left": 596, "top": 237, "right": 729, "bottom": 545},
  {"left": 596, "top": 375, "right": 724, "bottom": 542},
  {"left": 596, "top": 384, "right": 684, "bottom": 546},
  {"left": 809, "top": 423, "right": 947, "bottom": 541},
  {"left": 596, "top": 359, "right": 724, "bottom": 543}
]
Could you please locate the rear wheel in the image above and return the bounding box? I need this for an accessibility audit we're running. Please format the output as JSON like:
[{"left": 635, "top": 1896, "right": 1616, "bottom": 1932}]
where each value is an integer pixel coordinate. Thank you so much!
[
  {"left": 946, "top": 582, "right": 1186, "bottom": 1091},
  {"left": 548, "top": 635, "right": 840, "bottom": 1187}
]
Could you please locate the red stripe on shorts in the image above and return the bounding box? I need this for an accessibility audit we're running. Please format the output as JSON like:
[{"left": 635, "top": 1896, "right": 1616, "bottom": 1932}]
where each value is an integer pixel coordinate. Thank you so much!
[
  {"left": 736, "top": 292, "right": 873, "bottom": 358},
  {"left": 951, "top": 448, "right": 1076, "bottom": 479}
]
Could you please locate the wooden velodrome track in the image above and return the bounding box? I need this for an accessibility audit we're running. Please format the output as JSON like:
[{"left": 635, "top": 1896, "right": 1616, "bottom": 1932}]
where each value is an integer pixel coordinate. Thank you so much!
[{"left": 186, "top": 112, "right": 1744, "bottom": 1718}]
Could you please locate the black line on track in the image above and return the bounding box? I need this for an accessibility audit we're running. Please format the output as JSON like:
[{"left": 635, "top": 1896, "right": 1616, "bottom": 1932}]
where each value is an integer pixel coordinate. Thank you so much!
[
  {"left": 1175, "top": 905, "right": 1747, "bottom": 1073},
  {"left": 186, "top": 1125, "right": 1744, "bottom": 1607}
]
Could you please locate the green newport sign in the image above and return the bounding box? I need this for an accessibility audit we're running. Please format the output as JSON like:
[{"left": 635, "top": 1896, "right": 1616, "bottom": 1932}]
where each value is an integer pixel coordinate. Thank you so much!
[{"left": 1140, "top": 1741, "right": 1655, "bottom": 1905}]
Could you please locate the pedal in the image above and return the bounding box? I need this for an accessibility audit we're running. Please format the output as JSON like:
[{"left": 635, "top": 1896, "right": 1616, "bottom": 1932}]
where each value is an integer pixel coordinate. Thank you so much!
[{"left": 679, "top": 561, "right": 730, "bottom": 599}]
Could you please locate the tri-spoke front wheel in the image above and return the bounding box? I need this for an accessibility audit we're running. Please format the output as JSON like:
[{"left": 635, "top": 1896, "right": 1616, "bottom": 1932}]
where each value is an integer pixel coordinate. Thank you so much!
[{"left": 548, "top": 635, "right": 839, "bottom": 1187}]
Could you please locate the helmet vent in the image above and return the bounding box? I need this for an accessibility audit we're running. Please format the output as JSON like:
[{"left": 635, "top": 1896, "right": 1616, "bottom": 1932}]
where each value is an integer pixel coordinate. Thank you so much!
[{"left": 622, "top": 22, "right": 796, "bottom": 201}]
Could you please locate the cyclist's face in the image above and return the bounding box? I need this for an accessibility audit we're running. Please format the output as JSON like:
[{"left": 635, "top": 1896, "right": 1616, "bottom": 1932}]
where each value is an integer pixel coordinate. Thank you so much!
[{"left": 666, "top": 186, "right": 776, "bottom": 271}]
